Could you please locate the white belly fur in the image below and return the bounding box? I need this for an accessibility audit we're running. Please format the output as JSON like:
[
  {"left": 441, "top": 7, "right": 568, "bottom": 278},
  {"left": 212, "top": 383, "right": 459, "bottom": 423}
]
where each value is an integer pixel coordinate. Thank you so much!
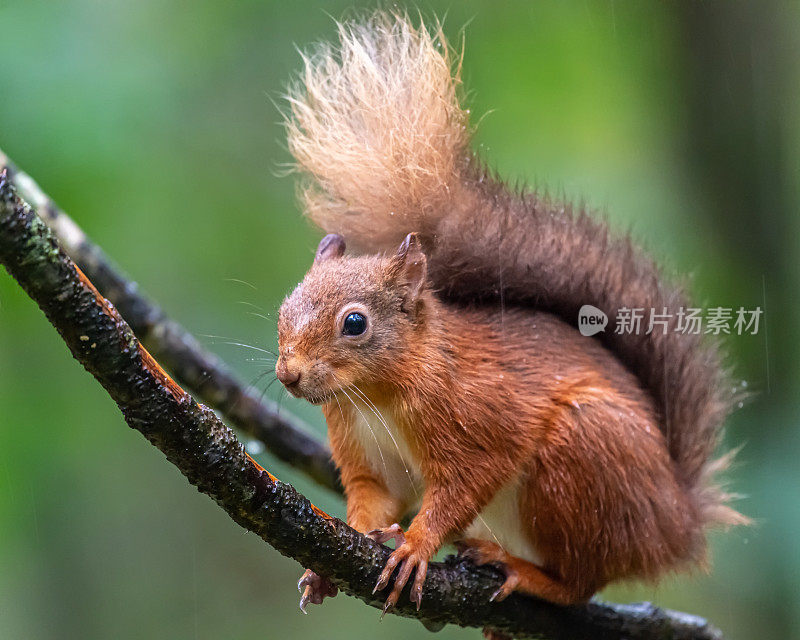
[
  {"left": 464, "top": 479, "right": 543, "bottom": 565},
  {"left": 349, "top": 398, "right": 541, "bottom": 565},
  {"left": 349, "top": 398, "right": 422, "bottom": 504}
]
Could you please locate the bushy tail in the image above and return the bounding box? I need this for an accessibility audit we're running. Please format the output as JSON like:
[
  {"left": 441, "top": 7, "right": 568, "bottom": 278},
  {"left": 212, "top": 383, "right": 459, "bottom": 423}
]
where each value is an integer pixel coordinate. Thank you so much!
[{"left": 285, "top": 12, "right": 745, "bottom": 526}]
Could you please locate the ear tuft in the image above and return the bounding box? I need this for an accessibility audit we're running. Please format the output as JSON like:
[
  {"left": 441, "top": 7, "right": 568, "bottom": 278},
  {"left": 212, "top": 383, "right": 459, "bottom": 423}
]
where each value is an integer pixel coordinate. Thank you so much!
[
  {"left": 315, "top": 233, "right": 346, "bottom": 263},
  {"left": 391, "top": 233, "right": 427, "bottom": 311}
]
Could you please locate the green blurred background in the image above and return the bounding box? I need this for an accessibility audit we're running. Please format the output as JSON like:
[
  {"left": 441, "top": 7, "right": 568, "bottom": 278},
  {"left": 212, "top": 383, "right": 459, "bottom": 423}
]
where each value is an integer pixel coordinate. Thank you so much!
[{"left": 1, "top": 1, "right": 798, "bottom": 638}]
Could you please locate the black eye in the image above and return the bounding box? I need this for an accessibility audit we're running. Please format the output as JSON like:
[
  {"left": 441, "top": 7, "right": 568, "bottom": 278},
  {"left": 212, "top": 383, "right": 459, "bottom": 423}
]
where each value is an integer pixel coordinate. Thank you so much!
[{"left": 342, "top": 312, "right": 367, "bottom": 336}]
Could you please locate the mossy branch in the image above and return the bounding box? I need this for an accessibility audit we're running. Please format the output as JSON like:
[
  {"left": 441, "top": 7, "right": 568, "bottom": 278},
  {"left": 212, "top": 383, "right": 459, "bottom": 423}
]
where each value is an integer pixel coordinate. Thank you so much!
[{"left": 0, "top": 163, "right": 724, "bottom": 640}]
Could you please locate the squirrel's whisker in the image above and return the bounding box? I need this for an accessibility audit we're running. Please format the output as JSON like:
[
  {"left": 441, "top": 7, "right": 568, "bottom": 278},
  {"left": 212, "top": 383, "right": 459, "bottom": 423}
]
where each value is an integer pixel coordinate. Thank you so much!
[
  {"left": 225, "top": 369, "right": 276, "bottom": 418},
  {"left": 247, "top": 311, "right": 277, "bottom": 325},
  {"left": 332, "top": 392, "right": 347, "bottom": 430},
  {"left": 224, "top": 277, "right": 259, "bottom": 291},
  {"left": 198, "top": 332, "right": 278, "bottom": 353},
  {"left": 333, "top": 375, "right": 391, "bottom": 479},
  {"left": 213, "top": 339, "right": 278, "bottom": 358},
  {"left": 235, "top": 299, "right": 277, "bottom": 320}
]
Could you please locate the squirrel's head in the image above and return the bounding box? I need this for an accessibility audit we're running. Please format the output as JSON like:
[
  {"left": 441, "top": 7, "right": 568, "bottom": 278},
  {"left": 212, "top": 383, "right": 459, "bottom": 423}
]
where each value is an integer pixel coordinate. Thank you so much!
[{"left": 276, "top": 232, "right": 428, "bottom": 404}]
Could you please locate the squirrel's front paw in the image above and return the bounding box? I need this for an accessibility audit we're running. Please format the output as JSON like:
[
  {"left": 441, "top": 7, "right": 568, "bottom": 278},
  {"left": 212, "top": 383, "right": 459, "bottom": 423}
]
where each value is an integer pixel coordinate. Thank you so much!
[
  {"left": 370, "top": 526, "right": 430, "bottom": 614},
  {"left": 297, "top": 569, "right": 338, "bottom": 613}
]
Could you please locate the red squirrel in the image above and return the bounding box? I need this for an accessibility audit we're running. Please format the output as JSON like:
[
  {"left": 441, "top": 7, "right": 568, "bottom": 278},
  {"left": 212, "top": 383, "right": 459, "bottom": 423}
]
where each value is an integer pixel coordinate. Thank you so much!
[{"left": 275, "top": 12, "right": 747, "bottom": 617}]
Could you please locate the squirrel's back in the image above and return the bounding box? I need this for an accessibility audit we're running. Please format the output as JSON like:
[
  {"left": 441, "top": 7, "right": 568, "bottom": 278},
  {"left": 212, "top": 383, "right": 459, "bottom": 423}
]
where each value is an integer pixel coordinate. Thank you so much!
[{"left": 285, "top": 12, "right": 745, "bottom": 529}]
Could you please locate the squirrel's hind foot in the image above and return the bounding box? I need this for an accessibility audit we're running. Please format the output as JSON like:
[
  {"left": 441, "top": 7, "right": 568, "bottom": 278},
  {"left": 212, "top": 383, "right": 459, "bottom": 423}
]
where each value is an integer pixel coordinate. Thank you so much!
[
  {"left": 297, "top": 569, "right": 338, "bottom": 613},
  {"left": 456, "top": 538, "right": 519, "bottom": 601},
  {"left": 456, "top": 538, "right": 585, "bottom": 606}
]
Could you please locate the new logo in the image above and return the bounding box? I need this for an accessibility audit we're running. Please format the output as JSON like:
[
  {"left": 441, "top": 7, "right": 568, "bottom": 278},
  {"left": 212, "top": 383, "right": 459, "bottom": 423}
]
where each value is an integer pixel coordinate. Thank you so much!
[{"left": 578, "top": 305, "right": 608, "bottom": 336}]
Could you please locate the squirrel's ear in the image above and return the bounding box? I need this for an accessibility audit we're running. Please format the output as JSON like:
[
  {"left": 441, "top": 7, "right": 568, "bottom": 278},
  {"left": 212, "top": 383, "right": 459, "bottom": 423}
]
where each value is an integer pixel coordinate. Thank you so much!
[
  {"left": 314, "top": 233, "right": 346, "bottom": 263},
  {"left": 391, "top": 233, "right": 427, "bottom": 311}
]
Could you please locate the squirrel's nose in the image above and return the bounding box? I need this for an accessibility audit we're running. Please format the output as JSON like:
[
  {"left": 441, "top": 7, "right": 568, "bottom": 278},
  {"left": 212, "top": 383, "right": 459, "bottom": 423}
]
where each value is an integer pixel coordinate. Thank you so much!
[{"left": 277, "top": 362, "right": 301, "bottom": 388}]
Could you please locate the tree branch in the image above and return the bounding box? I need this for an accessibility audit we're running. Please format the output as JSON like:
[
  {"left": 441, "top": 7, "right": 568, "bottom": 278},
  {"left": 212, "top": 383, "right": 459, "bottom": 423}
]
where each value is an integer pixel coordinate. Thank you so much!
[
  {"left": 0, "top": 168, "right": 724, "bottom": 640},
  {"left": 0, "top": 149, "right": 341, "bottom": 494}
]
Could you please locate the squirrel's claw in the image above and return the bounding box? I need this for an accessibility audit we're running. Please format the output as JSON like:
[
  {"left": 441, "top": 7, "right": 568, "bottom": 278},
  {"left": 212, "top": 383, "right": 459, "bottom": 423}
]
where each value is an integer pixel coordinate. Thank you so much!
[
  {"left": 297, "top": 569, "right": 338, "bottom": 614},
  {"left": 373, "top": 538, "right": 429, "bottom": 614},
  {"left": 366, "top": 522, "right": 406, "bottom": 547},
  {"left": 410, "top": 562, "right": 427, "bottom": 610},
  {"left": 456, "top": 540, "right": 520, "bottom": 603},
  {"left": 489, "top": 569, "right": 519, "bottom": 603}
]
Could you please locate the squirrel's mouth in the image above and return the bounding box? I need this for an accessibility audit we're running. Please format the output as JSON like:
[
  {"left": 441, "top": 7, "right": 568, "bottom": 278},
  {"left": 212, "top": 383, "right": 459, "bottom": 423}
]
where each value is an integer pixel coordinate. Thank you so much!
[
  {"left": 304, "top": 392, "right": 331, "bottom": 405},
  {"left": 294, "top": 387, "right": 332, "bottom": 405},
  {"left": 279, "top": 374, "right": 333, "bottom": 405}
]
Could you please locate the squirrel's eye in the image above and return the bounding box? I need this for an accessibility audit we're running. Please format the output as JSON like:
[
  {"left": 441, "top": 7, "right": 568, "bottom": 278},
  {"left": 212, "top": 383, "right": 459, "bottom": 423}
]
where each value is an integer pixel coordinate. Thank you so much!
[{"left": 342, "top": 312, "right": 367, "bottom": 336}]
